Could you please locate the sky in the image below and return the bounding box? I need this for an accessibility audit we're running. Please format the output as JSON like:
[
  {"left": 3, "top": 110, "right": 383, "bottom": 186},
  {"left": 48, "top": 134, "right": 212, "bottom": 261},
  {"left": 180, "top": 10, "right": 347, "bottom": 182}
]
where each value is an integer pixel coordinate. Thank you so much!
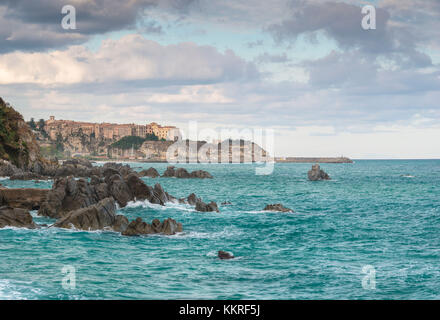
[{"left": 0, "top": 0, "right": 439, "bottom": 159}]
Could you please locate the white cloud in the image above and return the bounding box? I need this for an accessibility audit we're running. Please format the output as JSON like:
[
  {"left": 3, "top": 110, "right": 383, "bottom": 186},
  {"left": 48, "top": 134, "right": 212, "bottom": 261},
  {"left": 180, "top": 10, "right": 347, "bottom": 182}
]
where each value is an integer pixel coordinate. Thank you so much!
[{"left": 0, "top": 34, "right": 256, "bottom": 85}]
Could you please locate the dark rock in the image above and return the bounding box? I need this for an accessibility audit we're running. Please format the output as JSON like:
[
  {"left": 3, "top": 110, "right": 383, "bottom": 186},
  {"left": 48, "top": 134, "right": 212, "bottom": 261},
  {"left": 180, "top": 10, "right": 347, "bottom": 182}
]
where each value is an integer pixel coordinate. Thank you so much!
[
  {"left": 38, "top": 177, "right": 100, "bottom": 218},
  {"left": 122, "top": 217, "right": 182, "bottom": 236},
  {"left": 218, "top": 250, "right": 234, "bottom": 260},
  {"left": 53, "top": 197, "right": 117, "bottom": 231},
  {"left": 112, "top": 215, "right": 129, "bottom": 233},
  {"left": 102, "top": 162, "right": 133, "bottom": 178},
  {"left": 9, "top": 172, "right": 46, "bottom": 180},
  {"left": 175, "top": 168, "right": 191, "bottom": 178},
  {"left": 190, "top": 170, "right": 213, "bottom": 179},
  {"left": 107, "top": 176, "right": 132, "bottom": 207},
  {"left": 0, "top": 188, "right": 49, "bottom": 210},
  {"left": 162, "top": 166, "right": 176, "bottom": 177},
  {"left": 263, "top": 203, "right": 293, "bottom": 213},
  {"left": 221, "top": 201, "right": 232, "bottom": 205},
  {"left": 307, "top": 164, "right": 331, "bottom": 181},
  {"left": 94, "top": 183, "right": 110, "bottom": 201},
  {"left": 103, "top": 168, "right": 120, "bottom": 180},
  {"left": 0, "top": 207, "right": 37, "bottom": 229},
  {"left": 187, "top": 193, "right": 200, "bottom": 206},
  {"left": 124, "top": 173, "right": 153, "bottom": 201},
  {"left": 138, "top": 167, "right": 160, "bottom": 178},
  {"left": 161, "top": 166, "right": 213, "bottom": 179},
  {"left": 195, "top": 200, "right": 219, "bottom": 212},
  {"left": 0, "top": 160, "right": 23, "bottom": 177},
  {"left": 90, "top": 175, "right": 102, "bottom": 185},
  {"left": 153, "top": 183, "right": 168, "bottom": 204}
]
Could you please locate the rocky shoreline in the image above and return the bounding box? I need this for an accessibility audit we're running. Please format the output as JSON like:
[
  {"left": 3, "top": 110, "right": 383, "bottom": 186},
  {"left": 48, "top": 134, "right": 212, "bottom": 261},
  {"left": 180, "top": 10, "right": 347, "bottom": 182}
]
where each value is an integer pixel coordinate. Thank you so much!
[{"left": 0, "top": 159, "right": 220, "bottom": 236}]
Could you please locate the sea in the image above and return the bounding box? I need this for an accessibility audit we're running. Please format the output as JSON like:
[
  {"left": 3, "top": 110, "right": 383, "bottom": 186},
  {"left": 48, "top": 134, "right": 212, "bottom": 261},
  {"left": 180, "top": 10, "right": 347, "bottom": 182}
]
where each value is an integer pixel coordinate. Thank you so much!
[{"left": 0, "top": 160, "right": 439, "bottom": 299}]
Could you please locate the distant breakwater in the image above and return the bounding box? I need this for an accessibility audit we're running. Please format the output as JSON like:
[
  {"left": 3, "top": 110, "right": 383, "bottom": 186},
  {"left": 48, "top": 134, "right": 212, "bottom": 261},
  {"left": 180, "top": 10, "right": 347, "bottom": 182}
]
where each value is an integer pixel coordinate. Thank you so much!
[{"left": 275, "top": 157, "right": 353, "bottom": 163}]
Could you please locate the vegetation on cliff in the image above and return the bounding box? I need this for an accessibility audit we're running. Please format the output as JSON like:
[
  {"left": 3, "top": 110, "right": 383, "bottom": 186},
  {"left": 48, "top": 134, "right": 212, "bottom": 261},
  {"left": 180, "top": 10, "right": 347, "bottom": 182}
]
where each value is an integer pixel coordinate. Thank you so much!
[
  {"left": 111, "top": 134, "right": 162, "bottom": 150},
  {"left": 0, "top": 97, "right": 43, "bottom": 168}
]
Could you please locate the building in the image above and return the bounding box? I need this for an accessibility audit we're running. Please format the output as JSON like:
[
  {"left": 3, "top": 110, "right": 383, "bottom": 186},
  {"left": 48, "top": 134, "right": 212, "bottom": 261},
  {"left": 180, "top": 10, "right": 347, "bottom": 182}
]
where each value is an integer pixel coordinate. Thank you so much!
[
  {"left": 146, "top": 122, "right": 179, "bottom": 141},
  {"left": 44, "top": 117, "right": 179, "bottom": 141}
]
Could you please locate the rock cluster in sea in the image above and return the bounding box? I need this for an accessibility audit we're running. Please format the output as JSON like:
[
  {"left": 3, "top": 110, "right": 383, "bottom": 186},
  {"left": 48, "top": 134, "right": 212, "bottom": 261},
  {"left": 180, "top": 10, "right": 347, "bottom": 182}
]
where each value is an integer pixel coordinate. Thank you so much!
[
  {"left": 218, "top": 251, "right": 234, "bottom": 260},
  {"left": 307, "top": 164, "right": 331, "bottom": 181},
  {"left": 0, "top": 160, "right": 219, "bottom": 234},
  {"left": 263, "top": 203, "right": 294, "bottom": 213},
  {"left": 0, "top": 207, "right": 38, "bottom": 229},
  {"left": 162, "top": 166, "right": 213, "bottom": 179}
]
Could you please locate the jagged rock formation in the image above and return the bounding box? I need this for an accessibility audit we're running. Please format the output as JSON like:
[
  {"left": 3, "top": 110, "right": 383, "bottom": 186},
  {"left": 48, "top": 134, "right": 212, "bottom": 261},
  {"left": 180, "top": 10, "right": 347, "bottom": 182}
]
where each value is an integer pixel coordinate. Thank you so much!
[
  {"left": 53, "top": 197, "right": 123, "bottom": 231},
  {"left": 0, "top": 188, "right": 49, "bottom": 210},
  {"left": 195, "top": 200, "right": 220, "bottom": 212},
  {"left": 122, "top": 217, "right": 182, "bottom": 236},
  {"left": 308, "top": 164, "right": 331, "bottom": 181},
  {"left": 263, "top": 203, "right": 293, "bottom": 213},
  {"left": 178, "top": 192, "right": 219, "bottom": 212},
  {"left": 35, "top": 160, "right": 214, "bottom": 217},
  {"left": 0, "top": 98, "right": 46, "bottom": 171},
  {"left": 0, "top": 207, "right": 37, "bottom": 229}
]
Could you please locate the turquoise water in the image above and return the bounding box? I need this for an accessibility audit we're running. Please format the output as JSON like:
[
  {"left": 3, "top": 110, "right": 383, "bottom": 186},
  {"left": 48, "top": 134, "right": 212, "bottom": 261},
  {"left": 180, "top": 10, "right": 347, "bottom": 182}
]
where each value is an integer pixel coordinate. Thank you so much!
[{"left": 1, "top": 160, "right": 440, "bottom": 299}]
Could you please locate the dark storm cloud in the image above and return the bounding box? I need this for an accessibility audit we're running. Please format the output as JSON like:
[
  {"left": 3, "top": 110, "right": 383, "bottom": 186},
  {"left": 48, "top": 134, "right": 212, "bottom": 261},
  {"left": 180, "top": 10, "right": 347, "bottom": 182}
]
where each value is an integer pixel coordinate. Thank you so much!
[
  {"left": 267, "top": 0, "right": 435, "bottom": 68},
  {"left": 0, "top": 0, "right": 197, "bottom": 52},
  {"left": 267, "top": 1, "right": 394, "bottom": 51}
]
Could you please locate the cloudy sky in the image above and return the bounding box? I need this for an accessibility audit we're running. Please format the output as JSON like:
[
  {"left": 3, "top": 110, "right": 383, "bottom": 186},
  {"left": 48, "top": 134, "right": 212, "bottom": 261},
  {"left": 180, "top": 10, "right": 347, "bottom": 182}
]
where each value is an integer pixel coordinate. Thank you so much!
[{"left": 0, "top": 0, "right": 439, "bottom": 158}]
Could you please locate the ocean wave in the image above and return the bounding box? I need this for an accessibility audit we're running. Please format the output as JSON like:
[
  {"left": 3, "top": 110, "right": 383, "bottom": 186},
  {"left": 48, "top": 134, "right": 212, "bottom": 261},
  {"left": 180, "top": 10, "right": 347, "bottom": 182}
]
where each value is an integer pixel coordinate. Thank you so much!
[
  {"left": 0, "top": 279, "right": 24, "bottom": 300},
  {"left": 167, "top": 225, "right": 242, "bottom": 240},
  {"left": 401, "top": 175, "right": 415, "bottom": 178},
  {"left": 0, "top": 176, "right": 9, "bottom": 181},
  {"left": 124, "top": 199, "right": 195, "bottom": 212}
]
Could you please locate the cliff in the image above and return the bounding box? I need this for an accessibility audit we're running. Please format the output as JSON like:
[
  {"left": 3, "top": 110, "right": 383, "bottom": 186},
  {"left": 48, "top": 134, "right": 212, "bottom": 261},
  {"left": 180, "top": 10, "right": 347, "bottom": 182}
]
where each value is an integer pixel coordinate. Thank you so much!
[{"left": 0, "top": 97, "right": 44, "bottom": 170}]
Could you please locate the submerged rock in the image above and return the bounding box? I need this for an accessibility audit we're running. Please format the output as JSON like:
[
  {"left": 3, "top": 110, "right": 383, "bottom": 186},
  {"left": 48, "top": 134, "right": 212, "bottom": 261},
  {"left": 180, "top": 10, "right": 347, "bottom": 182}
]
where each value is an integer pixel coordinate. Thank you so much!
[
  {"left": 138, "top": 167, "right": 160, "bottom": 178},
  {"left": 122, "top": 217, "right": 182, "bottom": 236},
  {"left": 263, "top": 203, "right": 293, "bottom": 213},
  {"left": 0, "top": 207, "right": 37, "bottom": 229},
  {"left": 218, "top": 250, "right": 234, "bottom": 260},
  {"left": 161, "top": 166, "right": 213, "bottom": 179},
  {"left": 186, "top": 193, "right": 201, "bottom": 206},
  {"left": 307, "top": 164, "right": 331, "bottom": 181},
  {"left": 190, "top": 170, "right": 213, "bottom": 179},
  {"left": 162, "top": 166, "right": 176, "bottom": 177},
  {"left": 195, "top": 200, "right": 219, "bottom": 212}
]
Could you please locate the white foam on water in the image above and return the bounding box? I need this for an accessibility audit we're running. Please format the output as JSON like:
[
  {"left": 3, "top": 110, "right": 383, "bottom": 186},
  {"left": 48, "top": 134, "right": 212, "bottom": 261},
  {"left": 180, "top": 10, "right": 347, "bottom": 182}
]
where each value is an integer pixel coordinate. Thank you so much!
[
  {"left": 168, "top": 225, "right": 242, "bottom": 240},
  {"left": 401, "top": 175, "right": 415, "bottom": 178},
  {"left": 0, "top": 176, "right": 9, "bottom": 181},
  {"left": 0, "top": 279, "right": 25, "bottom": 300},
  {"left": 125, "top": 199, "right": 196, "bottom": 212},
  {"left": 29, "top": 210, "right": 39, "bottom": 218}
]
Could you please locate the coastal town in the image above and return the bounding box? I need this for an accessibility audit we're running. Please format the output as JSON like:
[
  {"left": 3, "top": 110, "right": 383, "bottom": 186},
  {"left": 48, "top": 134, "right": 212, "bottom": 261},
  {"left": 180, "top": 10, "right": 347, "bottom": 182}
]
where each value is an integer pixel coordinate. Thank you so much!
[{"left": 44, "top": 116, "right": 180, "bottom": 142}]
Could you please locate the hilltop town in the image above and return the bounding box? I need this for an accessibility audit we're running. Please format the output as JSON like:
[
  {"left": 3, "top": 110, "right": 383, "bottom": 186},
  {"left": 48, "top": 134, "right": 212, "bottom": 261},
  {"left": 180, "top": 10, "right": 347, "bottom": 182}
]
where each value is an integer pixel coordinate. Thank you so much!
[
  {"left": 30, "top": 116, "right": 271, "bottom": 162},
  {"left": 30, "top": 116, "right": 180, "bottom": 160},
  {"left": 44, "top": 116, "right": 179, "bottom": 142}
]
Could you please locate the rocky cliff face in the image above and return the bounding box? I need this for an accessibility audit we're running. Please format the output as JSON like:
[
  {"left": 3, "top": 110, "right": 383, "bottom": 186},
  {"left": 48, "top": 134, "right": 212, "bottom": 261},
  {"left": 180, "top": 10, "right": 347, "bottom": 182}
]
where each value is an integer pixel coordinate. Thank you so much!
[{"left": 0, "top": 97, "right": 44, "bottom": 170}]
